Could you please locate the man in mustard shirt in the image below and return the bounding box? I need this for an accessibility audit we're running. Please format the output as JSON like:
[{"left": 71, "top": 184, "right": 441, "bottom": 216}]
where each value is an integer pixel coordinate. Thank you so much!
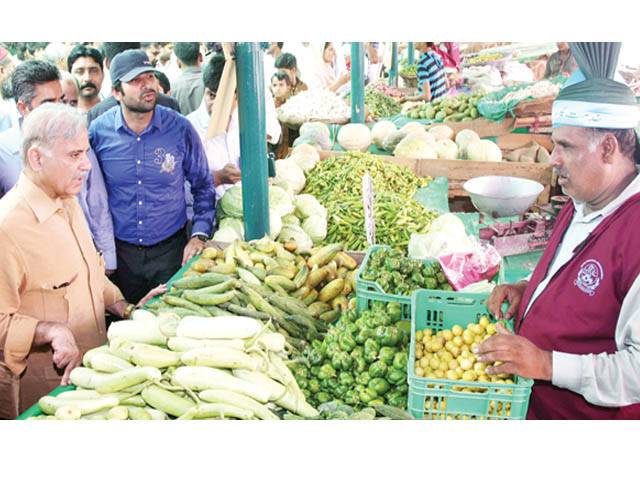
[{"left": 0, "top": 103, "right": 163, "bottom": 419}]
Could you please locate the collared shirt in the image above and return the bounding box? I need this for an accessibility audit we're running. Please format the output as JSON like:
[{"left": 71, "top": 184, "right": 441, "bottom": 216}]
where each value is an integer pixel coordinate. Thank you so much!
[
  {"left": 89, "top": 104, "right": 215, "bottom": 245},
  {"left": 171, "top": 66, "right": 205, "bottom": 116},
  {"left": 0, "top": 125, "right": 117, "bottom": 269},
  {"left": 417, "top": 50, "right": 447, "bottom": 101},
  {"left": 0, "top": 173, "right": 123, "bottom": 376},
  {"left": 524, "top": 171, "right": 640, "bottom": 407}
]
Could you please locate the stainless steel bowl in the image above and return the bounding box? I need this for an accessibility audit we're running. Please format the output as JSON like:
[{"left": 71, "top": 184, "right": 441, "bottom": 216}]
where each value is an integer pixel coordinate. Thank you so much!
[{"left": 463, "top": 175, "right": 544, "bottom": 217}]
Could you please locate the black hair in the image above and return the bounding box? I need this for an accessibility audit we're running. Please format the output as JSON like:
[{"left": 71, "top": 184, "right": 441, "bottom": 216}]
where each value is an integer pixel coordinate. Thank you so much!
[
  {"left": 323, "top": 42, "right": 332, "bottom": 52},
  {"left": 102, "top": 42, "right": 141, "bottom": 62},
  {"left": 274, "top": 52, "right": 297, "bottom": 70},
  {"left": 67, "top": 44, "right": 104, "bottom": 72},
  {"left": 155, "top": 71, "right": 171, "bottom": 94},
  {"left": 174, "top": 42, "right": 200, "bottom": 66},
  {"left": 202, "top": 53, "right": 226, "bottom": 94},
  {"left": 276, "top": 42, "right": 284, "bottom": 50},
  {"left": 12, "top": 60, "right": 60, "bottom": 106},
  {"left": 272, "top": 70, "right": 292, "bottom": 87}
]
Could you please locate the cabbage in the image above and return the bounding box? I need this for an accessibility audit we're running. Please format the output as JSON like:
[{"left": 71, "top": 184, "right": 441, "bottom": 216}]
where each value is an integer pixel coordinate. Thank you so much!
[
  {"left": 429, "top": 125, "right": 455, "bottom": 141},
  {"left": 302, "top": 214, "right": 328, "bottom": 243},
  {"left": 278, "top": 224, "right": 313, "bottom": 254},
  {"left": 393, "top": 135, "right": 437, "bottom": 160},
  {"left": 371, "top": 120, "right": 397, "bottom": 149},
  {"left": 466, "top": 139, "right": 502, "bottom": 162},
  {"left": 213, "top": 226, "right": 243, "bottom": 243},
  {"left": 219, "top": 217, "right": 244, "bottom": 239},
  {"left": 410, "top": 130, "right": 436, "bottom": 146},
  {"left": 269, "top": 209, "right": 282, "bottom": 239},
  {"left": 382, "top": 130, "right": 409, "bottom": 152},
  {"left": 337, "top": 123, "right": 372, "bottom": 152},
  {"left": 219, "top": 185, "right": 244, "bottom": 218},
  {"left": 408, "top": 231, "right": 474, "bottom": 260},
  {"left": 400, "top": 122, "right": 426, "bottom": 135},
  {"left": 434, "top": 139, "right": 459, "bottom": 160},
  {"left": 269, "top": 185, "right": 295, "bottom": 217},
  {"left": 300, "top": 122, "right": 331, "bottom": 142},
  {"left": 275, "top": 159, "right": 306, "bottom": 194},
  {"left": 455, "top": 129, "right": 480, "bottom": 159},
  {"left": 292, "top": 135, "right": 331, "bottom": 151},
  {"left": 429, "top": 213, "right": 467, "bottom": 237},
  {"left": 281, "top": 213, "right": 301, "bottom": 226},
  {"left": 294, "top": 194, "right": 326, "bottom": 219},
  {"left": 289, "top": 144, "right": 320, "bottom": 172}
]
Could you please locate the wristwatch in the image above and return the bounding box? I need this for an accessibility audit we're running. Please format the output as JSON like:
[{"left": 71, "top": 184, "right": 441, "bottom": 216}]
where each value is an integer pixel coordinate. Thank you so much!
[
  {"left": 193, "top": 234, "right": 209, "bottom": 242},
  {"left": 123, "top": 303, "right": 135, "bottom": 319}
]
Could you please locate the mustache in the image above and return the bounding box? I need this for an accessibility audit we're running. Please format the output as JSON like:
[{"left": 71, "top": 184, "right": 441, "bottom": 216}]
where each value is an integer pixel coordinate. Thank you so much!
[{"left": 80, "top": 81, "right": 97, "bottom": 90}]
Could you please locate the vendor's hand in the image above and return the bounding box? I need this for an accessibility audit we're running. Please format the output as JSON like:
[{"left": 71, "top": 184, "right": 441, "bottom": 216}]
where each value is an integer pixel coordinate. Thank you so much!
[
  {"left": 473, "top": 323, "right": 552, "bottom": 381},
  {"left": 213, "top": 163, "right": 241, "bottom": 186},
  {"left": 487, "top": 281, "right": 528, "bottom": 320},
  {"left": 48, "top": 324, "right": 82, "bottom": 386},
  {"left": 136, "top": 284, "right": 168, "bottom": 308},
  {"left": 182, "top": 236, "right": 205, "bottom": 266}
]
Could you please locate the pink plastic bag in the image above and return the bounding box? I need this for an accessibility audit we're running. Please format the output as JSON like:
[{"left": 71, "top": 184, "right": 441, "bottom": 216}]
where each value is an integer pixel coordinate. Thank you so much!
[{"left": 438, "top": 243, "right": 501, "bottom": 291}]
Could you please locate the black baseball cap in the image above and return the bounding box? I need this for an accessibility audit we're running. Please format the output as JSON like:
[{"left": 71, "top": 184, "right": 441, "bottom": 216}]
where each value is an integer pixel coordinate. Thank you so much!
[{"left": 110, "top": 49, "right": 156, "bottom": 86}]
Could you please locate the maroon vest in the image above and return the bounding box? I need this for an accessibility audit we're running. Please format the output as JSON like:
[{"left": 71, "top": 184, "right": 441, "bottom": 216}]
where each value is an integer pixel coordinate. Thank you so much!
[{"left": 516, "top": 192, "right": 640, "bottom": 420}]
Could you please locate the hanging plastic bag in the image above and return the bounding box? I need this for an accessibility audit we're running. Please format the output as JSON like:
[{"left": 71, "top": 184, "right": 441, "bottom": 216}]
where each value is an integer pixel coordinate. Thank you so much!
[{"left": 437, "top": 240, "right": 501, "bottom": 291}]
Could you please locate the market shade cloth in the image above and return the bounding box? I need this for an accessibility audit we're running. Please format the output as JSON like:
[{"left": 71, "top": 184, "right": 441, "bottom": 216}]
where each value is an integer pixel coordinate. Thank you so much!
[{"left": 552, "top": 42, "right": 640, "bottom": 129}]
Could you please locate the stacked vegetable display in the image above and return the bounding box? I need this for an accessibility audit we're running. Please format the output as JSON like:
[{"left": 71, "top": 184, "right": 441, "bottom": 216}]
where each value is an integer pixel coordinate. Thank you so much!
[
  {"left": 148, "top": 239, "right": 358, "bottom": 355},
  {"left": 303, "top": 152, "right": 438, "bottom": 251},
  {"left": 360, "top": 247, "right": 451, "bottom": 296},
  {"left": 293, "top": 302, "right": 410, "bottom": 409},
  {"left": 347, "top": 86, "right": 402, "bottom": 119},
  {"left": 405, "top": 92, "right": 483, "bottom": 122},
  {"left": 373, "top": 121, "right": 503, "bottom": 162},
  {"left": 277, "top": 89, "right": 350, "bottom": 125},
  {"left": 32, "top": 310, "right": 318, "bottom": 420}
]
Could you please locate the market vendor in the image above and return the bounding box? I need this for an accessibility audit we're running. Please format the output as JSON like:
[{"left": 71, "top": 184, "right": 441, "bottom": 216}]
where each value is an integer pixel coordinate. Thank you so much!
[
  {"left": 89, "top": 49, "right": 216, "bottom": 304},
  {"left": 477, "top": 42, "right": 640, "bottom": 420},
  {"left": 0, "top": 104, "right": 164, "bottom": 419}
]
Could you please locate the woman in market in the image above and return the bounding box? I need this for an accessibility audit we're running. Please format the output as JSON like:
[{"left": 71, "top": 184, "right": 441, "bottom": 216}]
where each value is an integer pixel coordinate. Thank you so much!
[
  {"left": 477, "top": 42, "right": 640, "bottom": 420},
  {"left": 312, "top": 42, "right": 351, "bottom": 93}
]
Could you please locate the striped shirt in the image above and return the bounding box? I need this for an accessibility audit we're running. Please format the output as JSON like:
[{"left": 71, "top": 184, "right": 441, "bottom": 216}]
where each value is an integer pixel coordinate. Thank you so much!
[{"left": 417, "top": 51, "right": 447, "bottom": 100}]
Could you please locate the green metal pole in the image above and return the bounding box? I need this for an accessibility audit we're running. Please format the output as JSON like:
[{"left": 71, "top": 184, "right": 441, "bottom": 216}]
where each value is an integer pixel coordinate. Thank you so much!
[
  {"left": 389, "top": 42, "right": 398, "bottom": 87},
  {"left": 350, "top": 42, "right": 365, "bottom": 123},
  {"left": 408, "top": 42, "right": 415, "bottom": 64},
  {"left": 236, "top": 42, "right": 269, "bottom": 240}
]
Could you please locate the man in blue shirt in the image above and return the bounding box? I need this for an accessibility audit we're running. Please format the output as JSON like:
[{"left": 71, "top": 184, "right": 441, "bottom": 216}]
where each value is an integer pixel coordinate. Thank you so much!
[{"left": 89, "top": 49, "right": 215, "bottom": 304}]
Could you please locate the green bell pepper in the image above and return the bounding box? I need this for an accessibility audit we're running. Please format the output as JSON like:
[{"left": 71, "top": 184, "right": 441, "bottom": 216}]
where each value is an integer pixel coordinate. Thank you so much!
[
  {"left": 309, "top": 349, "right": 324, "bottom": 366},
  {"left": 316, "top": 391, "right": 331, "bottom": 404},
  {"left": 354, "top": 357, "right": 367, "bottom": 373},
  {"left": 318, "top": 364, "right": 336, "bottom": 380},
  {"left": 392, "top": 351, "right": 408, "bottom": 371},
  {"left": 359, "top": 387, "right": 378, "bottom": 404},
  {"left": 386, "top": 367, "right": 406, "bottom": 385},
  {"left": 308, "top": 378, "right": 321, "bottom": 394},
  {"left": 378, "top": 346, "right": 396, "bottom": 365},
  {"left": 368, "top": 377, "right": 391, "bottom": 395},
  {"left": 356, "top": 372, "right": 371, "bottom": 386},
  {"left": 344, "top": 390, "right": 360, "bottom": 406},
  {"left": 339, "top": 371, "right": 355, "bottom": 387},
  {"left": 369, "top": 360, "right": 388, "bottom": 379},
  {"left": 338, "top": 332, "right": 356, "bottom": 353},
  {"left": 386, "top": 302, "right": 403, "bottom": 323}
]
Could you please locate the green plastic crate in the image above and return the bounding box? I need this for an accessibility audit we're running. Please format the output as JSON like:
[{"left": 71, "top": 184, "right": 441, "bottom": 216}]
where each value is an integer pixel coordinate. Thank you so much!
[
  {"left": 407, "top": 289, "right": 532, "bottom": 420},
  {"left": 355, "top": 245, "right": 444, "bottom": 315}
]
